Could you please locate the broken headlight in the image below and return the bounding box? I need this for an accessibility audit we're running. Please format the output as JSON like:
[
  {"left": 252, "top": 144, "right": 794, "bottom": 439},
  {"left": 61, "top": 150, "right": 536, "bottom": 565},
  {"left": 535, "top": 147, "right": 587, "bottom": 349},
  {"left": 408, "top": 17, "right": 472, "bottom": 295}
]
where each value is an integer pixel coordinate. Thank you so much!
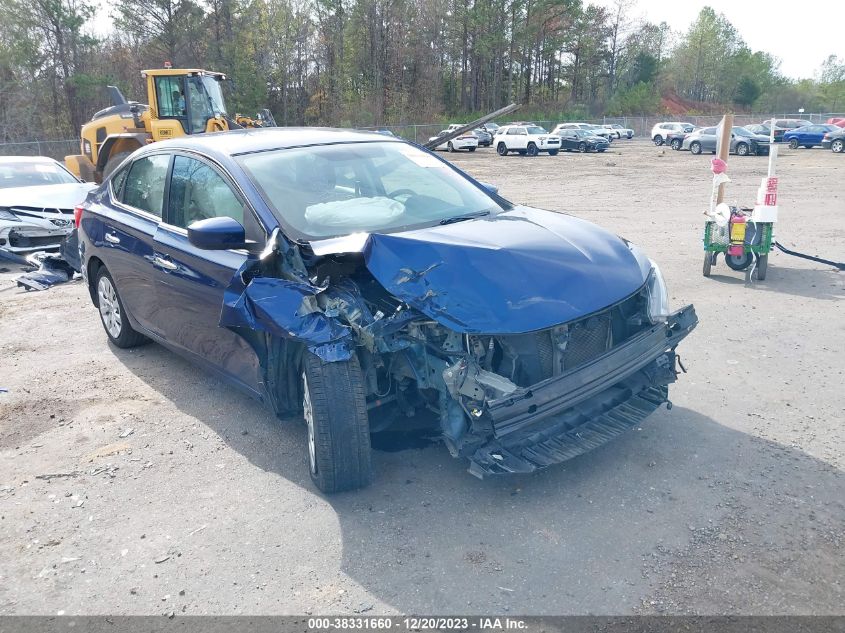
[{"left": 646, "top": 261, "right": 670, "bottom": 324}]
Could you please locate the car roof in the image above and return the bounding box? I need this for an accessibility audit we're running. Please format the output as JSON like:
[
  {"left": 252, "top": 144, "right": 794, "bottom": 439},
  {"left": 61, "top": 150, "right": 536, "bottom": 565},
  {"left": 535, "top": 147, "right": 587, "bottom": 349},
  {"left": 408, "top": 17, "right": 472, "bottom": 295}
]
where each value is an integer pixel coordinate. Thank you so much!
[
  {"left": 146, "top": 128, "right": 405, "bottom": 159},
  {"left": 0, "top": 156, "right": 61, "bottom": 165}
]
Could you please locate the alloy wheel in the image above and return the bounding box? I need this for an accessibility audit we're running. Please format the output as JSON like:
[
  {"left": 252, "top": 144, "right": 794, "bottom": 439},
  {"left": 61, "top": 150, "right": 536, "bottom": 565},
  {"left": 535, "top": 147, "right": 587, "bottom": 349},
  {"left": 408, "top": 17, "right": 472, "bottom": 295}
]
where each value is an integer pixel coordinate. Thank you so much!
[{"left": 97, "top": 276, "right": 122, "bottom": 339}]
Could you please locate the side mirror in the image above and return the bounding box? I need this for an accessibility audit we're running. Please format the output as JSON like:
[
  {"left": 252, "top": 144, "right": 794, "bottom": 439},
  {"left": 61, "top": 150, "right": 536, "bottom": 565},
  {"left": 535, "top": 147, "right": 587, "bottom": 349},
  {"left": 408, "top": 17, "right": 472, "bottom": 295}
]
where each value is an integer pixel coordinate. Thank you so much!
[
  {"left": 188, "top": 216, "right": 246, "bottom": 250},
  {"left": 479, "top": 182, "right": 498, "bottom": 195}
]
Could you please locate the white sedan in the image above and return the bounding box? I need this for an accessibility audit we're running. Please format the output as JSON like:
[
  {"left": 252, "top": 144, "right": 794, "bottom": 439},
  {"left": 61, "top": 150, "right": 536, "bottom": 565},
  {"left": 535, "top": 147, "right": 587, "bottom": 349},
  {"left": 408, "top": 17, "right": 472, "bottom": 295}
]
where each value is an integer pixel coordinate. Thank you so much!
[
  {"left": 0, "top": 156, "right": 96, "bottom": 255},
  {"left": 428, "top": 131, "right": 479, "bottom": 152}
]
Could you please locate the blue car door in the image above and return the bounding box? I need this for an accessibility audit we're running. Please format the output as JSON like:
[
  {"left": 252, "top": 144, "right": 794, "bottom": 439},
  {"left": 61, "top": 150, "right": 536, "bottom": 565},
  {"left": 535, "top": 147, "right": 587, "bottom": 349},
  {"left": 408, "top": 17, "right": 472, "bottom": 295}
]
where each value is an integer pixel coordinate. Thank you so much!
[
  {"left": 96, "top": 153, "right": 171, "bottom": 336},
  {"left": 151, "top": 153, "right": 264, "bottom": 395}
]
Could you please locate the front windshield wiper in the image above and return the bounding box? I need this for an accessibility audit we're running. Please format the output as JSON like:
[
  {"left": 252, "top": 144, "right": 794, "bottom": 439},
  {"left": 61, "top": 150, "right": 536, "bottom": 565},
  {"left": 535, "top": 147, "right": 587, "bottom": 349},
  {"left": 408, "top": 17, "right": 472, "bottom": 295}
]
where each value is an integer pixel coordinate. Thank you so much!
[{"left": 438, "top": 210, "right": 490, "bottom": 225}]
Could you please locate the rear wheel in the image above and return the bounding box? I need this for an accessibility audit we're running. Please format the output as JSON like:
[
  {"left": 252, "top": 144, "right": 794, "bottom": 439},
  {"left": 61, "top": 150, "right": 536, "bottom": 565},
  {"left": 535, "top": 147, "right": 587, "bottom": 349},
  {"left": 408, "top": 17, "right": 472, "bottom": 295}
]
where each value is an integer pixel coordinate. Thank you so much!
[
  {"left": 467, "top": 146, "right": 476, "bottom": 152},
  {"left": 736, "top": 142, "right": 749, "bottom": 156},
  {"left": 690, "top": 141, "right": 702, "bottom": 155},
  {"left": 95, "top": 267, "right": 147, "bottom": 348},
  {"left": 671, "top": 138, "right": 682, "bottom": 150},
  {"left": 302, "top": 352, "right": 371, "bottom": 493},
  {"left": 703, "top": 252, "right": 714, "bottom": 277},
  {"left": 102, "top": 151, "right": 132, "bottom": 180},
  {"left": 756, "top": 254, "right": 768, "bottom": 280},
  {"left": 496, "top": 142, "right": 508, "bottom": 156},
  {"left": 548, "top": 149, "right": 559, "bottom": 156},
  {"left": 447, "top": 141, "right": 455, "bottom": 152},
  {"left": 526, "top": 143, "right": 539, "bottom": 157},
  {"left": 788, "top": 138, "right": 799, "bottom": 149},
  {"left": 578, "top": 141, "right": 587, "bottom": 153},
  {"left": 832, "top": 139, "right": 844, "bottom": 153}
]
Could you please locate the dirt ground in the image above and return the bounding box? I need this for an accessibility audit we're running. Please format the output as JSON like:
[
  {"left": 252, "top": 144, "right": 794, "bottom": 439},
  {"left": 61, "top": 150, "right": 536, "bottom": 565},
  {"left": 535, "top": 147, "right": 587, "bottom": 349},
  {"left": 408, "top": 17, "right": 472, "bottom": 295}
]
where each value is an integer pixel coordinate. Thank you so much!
[{"left": 0, "top": 140, "right": 843, "bottom": 616}]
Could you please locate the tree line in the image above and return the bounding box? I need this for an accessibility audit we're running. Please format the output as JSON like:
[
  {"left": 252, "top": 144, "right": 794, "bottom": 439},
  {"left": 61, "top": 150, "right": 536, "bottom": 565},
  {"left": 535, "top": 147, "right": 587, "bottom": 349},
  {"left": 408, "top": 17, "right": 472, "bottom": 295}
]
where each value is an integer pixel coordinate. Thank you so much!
[{"left": 1, "top": 0, "right": 844, "bottom": 142}]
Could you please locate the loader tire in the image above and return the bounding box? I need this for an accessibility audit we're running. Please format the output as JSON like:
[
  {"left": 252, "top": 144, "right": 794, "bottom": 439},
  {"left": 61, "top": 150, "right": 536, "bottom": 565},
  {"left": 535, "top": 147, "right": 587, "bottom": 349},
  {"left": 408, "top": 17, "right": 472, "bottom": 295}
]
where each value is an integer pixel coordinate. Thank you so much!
[{"left": 103, "top": 151, "right": 132, "bottom": 180}]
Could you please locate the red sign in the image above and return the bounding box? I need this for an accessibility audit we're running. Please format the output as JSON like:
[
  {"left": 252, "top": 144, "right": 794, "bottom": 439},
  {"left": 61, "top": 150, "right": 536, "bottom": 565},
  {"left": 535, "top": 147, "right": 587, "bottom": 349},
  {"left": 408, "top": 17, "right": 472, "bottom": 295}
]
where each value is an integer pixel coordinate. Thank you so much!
[{"left": 764, "top": 192, "right": 777, "bottom": 206}]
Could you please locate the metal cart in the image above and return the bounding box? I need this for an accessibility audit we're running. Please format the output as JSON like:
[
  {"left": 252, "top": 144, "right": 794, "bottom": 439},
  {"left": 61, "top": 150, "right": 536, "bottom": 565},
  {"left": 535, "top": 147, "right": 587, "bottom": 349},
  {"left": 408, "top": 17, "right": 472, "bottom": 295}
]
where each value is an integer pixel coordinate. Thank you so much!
[{"left": 703, "top": 217, "right": 774, "bottom": 280}]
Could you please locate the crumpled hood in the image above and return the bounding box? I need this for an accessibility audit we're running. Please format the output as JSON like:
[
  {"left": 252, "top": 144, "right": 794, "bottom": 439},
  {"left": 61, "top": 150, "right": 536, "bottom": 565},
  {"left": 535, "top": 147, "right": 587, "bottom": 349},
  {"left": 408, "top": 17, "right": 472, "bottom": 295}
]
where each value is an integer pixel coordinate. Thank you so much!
[
  {"left": 0, "top": 183, "right": 96, "bottom": 209},
  {"left": 311, "top": 206, "right": 652, "bottom": 334}
]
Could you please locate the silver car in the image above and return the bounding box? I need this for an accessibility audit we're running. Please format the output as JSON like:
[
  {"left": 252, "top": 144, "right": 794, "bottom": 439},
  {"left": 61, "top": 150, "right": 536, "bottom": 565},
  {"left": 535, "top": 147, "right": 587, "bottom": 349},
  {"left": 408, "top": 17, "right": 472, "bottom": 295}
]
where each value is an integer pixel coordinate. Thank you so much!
[
  {"left": 681, "top": 126, "right": 770, "bottom": 156},
  {"left": 0, "top": 157, "right": 95, "bottom": 254}
]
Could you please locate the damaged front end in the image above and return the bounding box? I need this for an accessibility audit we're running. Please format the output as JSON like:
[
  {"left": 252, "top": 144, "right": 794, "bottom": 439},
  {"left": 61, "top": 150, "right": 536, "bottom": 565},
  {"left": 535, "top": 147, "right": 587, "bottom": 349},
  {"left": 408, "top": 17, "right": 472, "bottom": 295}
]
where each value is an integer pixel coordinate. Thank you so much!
[{"left": 220, "top": 223, "right": 697, "bottom": 479}]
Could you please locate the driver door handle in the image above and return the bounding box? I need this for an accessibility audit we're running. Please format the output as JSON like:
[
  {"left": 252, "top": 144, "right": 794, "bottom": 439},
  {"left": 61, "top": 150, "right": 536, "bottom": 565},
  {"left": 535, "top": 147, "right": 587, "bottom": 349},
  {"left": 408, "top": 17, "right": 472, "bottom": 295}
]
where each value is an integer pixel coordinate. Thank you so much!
[
  {"left": 153, "top": 255, "right": 178, "bottom": 271},
  {"left": 104, "top": 232, "right": 120, "bottom": 244}
]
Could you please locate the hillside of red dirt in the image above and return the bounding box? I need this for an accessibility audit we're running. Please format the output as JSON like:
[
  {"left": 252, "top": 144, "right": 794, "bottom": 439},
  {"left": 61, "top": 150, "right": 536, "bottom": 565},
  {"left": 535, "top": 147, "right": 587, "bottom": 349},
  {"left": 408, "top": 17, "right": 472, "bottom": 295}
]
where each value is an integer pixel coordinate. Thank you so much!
[{"left": 661, "top": 91, "right": 732, "bottom": 115}]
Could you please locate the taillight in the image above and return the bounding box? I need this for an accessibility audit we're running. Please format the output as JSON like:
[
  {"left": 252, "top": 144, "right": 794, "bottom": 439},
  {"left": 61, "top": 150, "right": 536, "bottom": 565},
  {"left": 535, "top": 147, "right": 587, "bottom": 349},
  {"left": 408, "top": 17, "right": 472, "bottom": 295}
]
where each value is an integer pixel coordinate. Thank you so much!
[{"left": 74, "top": 205, "right": 84, "bottom": 229}]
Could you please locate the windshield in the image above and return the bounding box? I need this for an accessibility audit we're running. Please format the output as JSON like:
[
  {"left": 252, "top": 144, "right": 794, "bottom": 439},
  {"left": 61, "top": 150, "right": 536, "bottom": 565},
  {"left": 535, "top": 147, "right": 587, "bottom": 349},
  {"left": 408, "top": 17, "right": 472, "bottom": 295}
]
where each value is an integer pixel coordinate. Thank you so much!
[
  {"left": 526, "top": 126, "right": 547, "bottom": 134},
  {"left": 239, "top": 142, "right": 505, "bottom": 240},
  {"left": 186, "top": 75, "right": 227, "bottom": 133},
  {"left": 732, "top": 126, "right": 754, "bottom": 135},
  {"left": 0, "top": 162, "right": 78, "bottom": 189}
]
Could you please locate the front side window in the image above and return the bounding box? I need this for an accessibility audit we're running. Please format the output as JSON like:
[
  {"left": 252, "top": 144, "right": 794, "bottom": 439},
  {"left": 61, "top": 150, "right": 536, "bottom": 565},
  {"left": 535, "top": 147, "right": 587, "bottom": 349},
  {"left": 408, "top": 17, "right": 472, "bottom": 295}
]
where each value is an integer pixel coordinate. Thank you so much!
[
  {"left": 155, "top": 76, "right": 186, "bottom": 118},
  {"left": 122, "top": 154, "right": 170, "bottom": 217},
  {"left": 239, "top": 141, "right": 504, "bottom": 240},
  {"left": 185, "top": 76, "right": 227, "bottom": 134},
  {"left": 167, "top": 156, "right": 261, "bottom": 240}
]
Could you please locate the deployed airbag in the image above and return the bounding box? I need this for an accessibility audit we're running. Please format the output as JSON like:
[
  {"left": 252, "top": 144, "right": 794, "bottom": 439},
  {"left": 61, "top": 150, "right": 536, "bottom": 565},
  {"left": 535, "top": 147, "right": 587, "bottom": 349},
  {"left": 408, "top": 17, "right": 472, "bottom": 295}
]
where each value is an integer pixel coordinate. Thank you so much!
[{"left": 305, "top": 197, "right": 404, "bottom": 231}]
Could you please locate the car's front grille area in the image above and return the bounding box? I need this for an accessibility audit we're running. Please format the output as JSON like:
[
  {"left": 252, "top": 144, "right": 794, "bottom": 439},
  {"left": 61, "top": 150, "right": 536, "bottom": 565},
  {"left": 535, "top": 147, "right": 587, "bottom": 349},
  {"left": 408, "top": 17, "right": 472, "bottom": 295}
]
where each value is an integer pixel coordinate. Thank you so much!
[{"left": 563, "top": 315, "right": 611, "bottom": 370}]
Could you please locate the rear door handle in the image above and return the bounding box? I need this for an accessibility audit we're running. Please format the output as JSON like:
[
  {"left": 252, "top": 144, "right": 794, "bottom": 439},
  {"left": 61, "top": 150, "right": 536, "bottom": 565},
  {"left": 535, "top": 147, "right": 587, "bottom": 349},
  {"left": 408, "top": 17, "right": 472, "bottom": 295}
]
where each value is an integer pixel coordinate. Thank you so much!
[
  {"left": 104, "top": 232, "right": 120, "bottom": 244},
  {"left": 152, "top": 255, "right": 178, "bottom": 271}
]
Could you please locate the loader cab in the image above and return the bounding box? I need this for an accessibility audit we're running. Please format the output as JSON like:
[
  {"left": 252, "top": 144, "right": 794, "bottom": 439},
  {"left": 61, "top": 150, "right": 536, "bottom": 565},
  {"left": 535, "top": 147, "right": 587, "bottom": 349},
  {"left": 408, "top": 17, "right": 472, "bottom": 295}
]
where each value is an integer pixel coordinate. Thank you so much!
[{"left": 144, "top": 69, "right": 229, "bottom": 140}]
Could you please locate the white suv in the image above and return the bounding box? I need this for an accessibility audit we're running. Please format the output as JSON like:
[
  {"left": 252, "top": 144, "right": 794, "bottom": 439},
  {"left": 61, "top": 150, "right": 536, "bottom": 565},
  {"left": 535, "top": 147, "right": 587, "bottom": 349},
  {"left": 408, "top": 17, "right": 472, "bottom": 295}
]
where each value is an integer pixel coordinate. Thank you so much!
[
  {"left": 651, "top": 122, "right": 695, "bottom": 145},
  {"left": 495, "top": 124, "right": 560, "bottom": 156}
]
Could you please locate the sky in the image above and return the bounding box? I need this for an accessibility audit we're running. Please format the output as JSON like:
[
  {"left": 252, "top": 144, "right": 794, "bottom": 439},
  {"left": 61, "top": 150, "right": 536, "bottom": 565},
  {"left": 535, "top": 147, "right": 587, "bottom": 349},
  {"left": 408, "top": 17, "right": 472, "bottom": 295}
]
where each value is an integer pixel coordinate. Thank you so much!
[{"left": 602, "top": 0, "right": 845, "bottom": 80}]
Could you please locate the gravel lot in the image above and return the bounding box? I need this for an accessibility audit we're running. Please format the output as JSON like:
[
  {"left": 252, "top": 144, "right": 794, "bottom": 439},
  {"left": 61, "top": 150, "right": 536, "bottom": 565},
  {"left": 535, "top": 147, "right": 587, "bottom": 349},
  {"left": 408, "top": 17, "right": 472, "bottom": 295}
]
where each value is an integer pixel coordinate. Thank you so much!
[{"left": 1, "top": 139, "right": 843, "bottom": 615}]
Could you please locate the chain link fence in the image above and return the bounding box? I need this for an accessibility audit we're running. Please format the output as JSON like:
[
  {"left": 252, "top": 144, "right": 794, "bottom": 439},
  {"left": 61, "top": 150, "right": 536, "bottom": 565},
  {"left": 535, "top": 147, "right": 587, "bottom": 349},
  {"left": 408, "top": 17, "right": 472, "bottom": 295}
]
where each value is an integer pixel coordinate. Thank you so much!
[
  {"left": 3, "top": 112, "right": 843, "bottom": 156},
  {"left": 0, "top": 139, "right": 79, "bottom": 161}
]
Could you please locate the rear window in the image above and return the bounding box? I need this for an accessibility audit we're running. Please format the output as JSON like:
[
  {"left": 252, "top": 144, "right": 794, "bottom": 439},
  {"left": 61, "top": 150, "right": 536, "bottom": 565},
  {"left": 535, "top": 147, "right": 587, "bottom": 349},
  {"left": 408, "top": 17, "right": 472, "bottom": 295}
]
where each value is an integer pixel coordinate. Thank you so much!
[{"left": 0, "top": 161, "right": 79, "bottom": 189}]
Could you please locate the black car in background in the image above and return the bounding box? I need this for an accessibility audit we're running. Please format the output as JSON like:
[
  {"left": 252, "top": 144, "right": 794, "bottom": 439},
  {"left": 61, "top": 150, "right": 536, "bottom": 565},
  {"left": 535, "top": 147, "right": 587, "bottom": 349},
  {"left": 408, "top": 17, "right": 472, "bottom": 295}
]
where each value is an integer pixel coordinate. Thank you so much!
[
  {"left": 472, "top": 128, "right": 493, "bottom": 146},
  {"left": 821, "top": 127, "right": 845, "bottom": 153},
  {"left": 557, "top": 129, "right": 609, "bottom": 152}
]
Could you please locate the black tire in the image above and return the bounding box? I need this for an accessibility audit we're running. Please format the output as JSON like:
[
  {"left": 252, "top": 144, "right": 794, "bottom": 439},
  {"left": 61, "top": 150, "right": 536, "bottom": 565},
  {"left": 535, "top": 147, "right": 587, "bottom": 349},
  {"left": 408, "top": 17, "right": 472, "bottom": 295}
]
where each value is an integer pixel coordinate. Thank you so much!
[
  {"left": 703, "top": 252, "right": 714, "bottom": 277},
  {"left": 690, "top": 141, "right": 702, "bottom": 155},
  {"left": 302, "top": 352, "right": 371, "bottom": 493},
  {"left": 94, "top": 267, "right": 147, "bottom": 348},
  {"left": 756, "top": 254, "right": 768, "bottom": 280},
  {"left": 832, "top": 139, "right": 844, "bottom": 153},
  {"left": 725, "top": 251, "right": 753, "bottom": 271},
  {"left": 548, "top": 149, "right": 559, "bottom": 156},
  {"left": 627, "top": 132, "right": 633, "bottom": 139},
  {"left": 671, "top": 138, "right": 682, "bottom": 150},
  {"left": 788, "top": 138, "right": 799, "bottom": 149},
  {"left": 736, "top": 142, "right": 749, "bottom": 156},
  {"left": 467, "top": 146, "right": 476, "bottom": 152},
  {"left": 447, "top": 141, "right": 454, "bottom": 152},
  {"left": 597, "top": 148, "right": 606, "bottom": 152},
  {"left": 526, "top": 143, "right": 539, "bottom": 156},
  {"left": 578, "top": 141, "right": 587, "bottom": 153},
  {"left": 496, "top": 142, "right": 508, "bottom": 156},
  {"left": 653, "top": 135, "right": 664, "bottom": 146},
  {"left": 102, "top": 151, "right": 132, "bottom": 180},
  {"left": 803, "top": 145, "right": 813, "bottom": 149}
]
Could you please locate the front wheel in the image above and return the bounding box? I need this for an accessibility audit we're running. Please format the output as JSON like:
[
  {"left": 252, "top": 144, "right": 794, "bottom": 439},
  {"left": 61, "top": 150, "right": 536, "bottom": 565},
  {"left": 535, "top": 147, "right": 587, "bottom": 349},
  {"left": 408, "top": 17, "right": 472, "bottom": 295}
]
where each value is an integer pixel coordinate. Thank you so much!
[
  {"left": 496, "top": 143, "right": 508, "bottom": 156},
  {"left": 653, "top": 135, "right": 664, "bottom": 146},
  {"left": 95, "top": 267, "right": 147, "bottom": 348},
  {"left": 832, "top": 139, "right": 844, "bottom": 153},
  {"left": 578, "top": 142, "right": 587, "bottom": 153},
  {"left": 671, "top": 138, "right": 682, "bottom": 150},
  {"left": 736, "top": 142, "right": 749, "bottom": 156},
  {"left": 526, "top": 143, "right": 539, "bottom": 157},
  {"left": 447, "top": 142, "right": 454, "bottom": 152},
  {"left": 725, "top": 251, "right": 753, "bottom": 271},
  {"left": 788, "top": 138, "right": 799, "bottom": 149},
  {"left": 467, "top": 146, "right": 476, "bottom": 152},
  {"left": 703, "top": 252, "right": 714, "bottom": 277},
  {"left": 690, "top": 141, "right": 702, "bottom": 155},
  {"left": 302, "top": 352, "right": 371, "bottom": 493}
]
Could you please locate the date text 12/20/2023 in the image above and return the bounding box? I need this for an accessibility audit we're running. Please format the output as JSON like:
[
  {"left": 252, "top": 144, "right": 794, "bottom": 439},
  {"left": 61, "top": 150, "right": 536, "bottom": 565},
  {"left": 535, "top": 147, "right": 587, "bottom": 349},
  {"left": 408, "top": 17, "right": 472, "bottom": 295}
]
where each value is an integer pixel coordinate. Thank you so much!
[{"left": 306, "top": 617, "right": 528, "bottom": 630}]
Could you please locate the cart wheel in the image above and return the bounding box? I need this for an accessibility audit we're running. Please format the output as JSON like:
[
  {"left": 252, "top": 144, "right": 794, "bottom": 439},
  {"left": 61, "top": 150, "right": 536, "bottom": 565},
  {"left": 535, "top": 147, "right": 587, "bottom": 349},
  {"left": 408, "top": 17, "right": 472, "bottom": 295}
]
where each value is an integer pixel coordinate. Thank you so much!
[
  {"left": 756, "top": 254, "right": 768, "bottom": 280},
  {"left": 725, "top": 251, "right": 753, "bottom": 271},
  {"left": 703, "top": 252, "right": 714, "bottom": 277}
]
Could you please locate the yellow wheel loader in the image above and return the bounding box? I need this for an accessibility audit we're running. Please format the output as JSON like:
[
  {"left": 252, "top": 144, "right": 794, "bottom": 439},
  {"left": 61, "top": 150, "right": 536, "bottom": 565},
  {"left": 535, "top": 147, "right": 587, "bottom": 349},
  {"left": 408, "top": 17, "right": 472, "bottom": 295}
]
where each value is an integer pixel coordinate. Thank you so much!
[{"left": 65, "top": 67, "right": 276, "bottom": 182}]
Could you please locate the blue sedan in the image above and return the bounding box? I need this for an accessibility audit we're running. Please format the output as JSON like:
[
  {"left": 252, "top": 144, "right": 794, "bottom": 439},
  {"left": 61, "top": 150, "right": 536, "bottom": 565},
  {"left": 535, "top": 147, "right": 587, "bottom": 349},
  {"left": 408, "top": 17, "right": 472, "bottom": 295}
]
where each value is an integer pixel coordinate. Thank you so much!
[
  {"left": 783, "top": 124, "right": 841, "bottom": 149},
  {"left": 76, "top": 129, "right": 697, "bottom": 492}
]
